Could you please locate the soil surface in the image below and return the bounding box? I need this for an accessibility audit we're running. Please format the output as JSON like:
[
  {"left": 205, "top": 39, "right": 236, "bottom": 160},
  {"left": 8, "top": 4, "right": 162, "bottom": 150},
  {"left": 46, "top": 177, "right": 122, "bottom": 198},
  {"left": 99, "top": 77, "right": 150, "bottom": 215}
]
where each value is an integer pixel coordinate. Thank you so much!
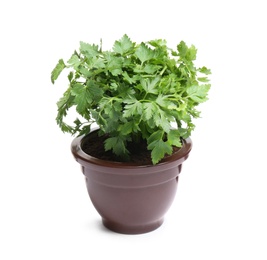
[{"left": 81, "top": 131, "right": 181, "bottom": 165}]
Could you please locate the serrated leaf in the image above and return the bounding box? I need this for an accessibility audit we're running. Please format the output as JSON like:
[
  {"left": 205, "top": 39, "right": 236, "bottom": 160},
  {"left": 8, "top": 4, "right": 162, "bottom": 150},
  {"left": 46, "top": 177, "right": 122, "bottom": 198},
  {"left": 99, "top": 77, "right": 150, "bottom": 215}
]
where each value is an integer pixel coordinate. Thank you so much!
[
  {"left": 178, "top": 128, "right": 190, "bottom": 139},
  {"left": 79, "top": 66, "right": 92, "bottom": 77},
  {"left": 104, "top": 136, "right": 129, "bottom": 158},
  {"left": 149, "top": 140, "right": 172, "bottom": 164},
  {"left": 80, "top": 42, "right": 99, "bottom": 58},
  {"left": 135, "top": 43, "right": 154, "bottom": 63},
  {"left": 100, "top": 100, "right": 122, "bottom": 128},
  {"left": 56, "top": 88, "right": 73, "bottom": 109},
  {"left": 189, "top": 107, "right": 201, "bottom": 118},
  {"left": 197, "top": 77, "right": 209, "bottom": 82},
  {"left": 57, "top": 121, "right": 73, "bottom": 134},
  {"left": 75, "top": 95, "right": 88, "bottom": 115},
  {"left": 51, "top": 59, "right": 65, "bottom": 84},
  {"left": 142, "top": 103, "right": 156, "bottom": 121},
  {"left": 143, "top": 64, "right": 160, "bottom": 74},
  {"left": 104, "top": 137, "right": 116, "bottom": 150},
  {"left": 177, "top": 41, "right": 188, "bottom": 58},
  {"left": 89, "top": 56, "right": 105, "bottom": 69},
  {"left": 117, "top": 83, "right": 136, "bottom": 98},
  {"left": 67, "top": 54, "right": 80, "bottom": 68},
  {"left": 186, "top": 45, "right": 197, "bottom": 61},
  {"left": 68, "top": 71, "right": 74, "bottom": 82},
  {"left": 113, "top": 34, "right": 134, "bottom": 54},
  {"left": 178, "top": 42, "right": 197, "bottom": 61},
  {"left": 198, "top": 66, "right": 211, "bottom": 75},
  {"left": 71, "top": 83, "right": 85, "bottom": 96},
  {"left": 156, "top": 94, "right": 170, "bottom": 107},
  {"left": 72, "top": 118, "right": 82, "bottom": 134},
  {"left": 77, "top": 124, "right": 91, "bottom": 136},
  {"left": 105, "top": 54, "right": 123, "bottom": 76},
  {"left": 171, "top": 50, "right": 179, "bottom": 56},
  {"left": 86, "top": 80, "right": 104, "bottom": 101},
  {"left": 133, "top": 64, "right": 146, "bottom": 73},
  {"left": 148, "top": 39, "right": 167, "bottom": 48},
  {"left": 119, "top": 121, "right": 134, "bottom": 135},
  {"left": 122, "top": 71, "right": 137, "bottom": 84},
  {"left": 178, "top": 111, "right": 191, "bottom": 124},
  {"left": 71, "top": 84, "right": 91, "bottom": 116},
  {"left": 141, "top": 76, "right": 160, "bottom": 94},
  {"left": 167, "top": 129, "right": 182, "bottom": 147},
  {"left": 101, "top": 100, "right": 120, "bottom": 121},
  {"left": 147, "top": 130, "right": 163, "bottom": 146},
  {"left": 123, "top": 101, "right": 143, "bottom": 118},
  {"left": 186, "top": 84, "right": 211, "bottom": 103},
  {"left": 155, "top": 109, "right": 171, "bottom": 133}
]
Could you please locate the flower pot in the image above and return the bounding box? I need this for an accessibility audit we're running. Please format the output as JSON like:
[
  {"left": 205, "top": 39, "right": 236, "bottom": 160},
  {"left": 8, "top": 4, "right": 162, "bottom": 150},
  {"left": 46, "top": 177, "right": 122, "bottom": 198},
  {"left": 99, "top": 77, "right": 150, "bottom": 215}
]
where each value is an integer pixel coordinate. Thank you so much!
[{"left": 71, "top": 129, "right": 192, "bottom": 234}]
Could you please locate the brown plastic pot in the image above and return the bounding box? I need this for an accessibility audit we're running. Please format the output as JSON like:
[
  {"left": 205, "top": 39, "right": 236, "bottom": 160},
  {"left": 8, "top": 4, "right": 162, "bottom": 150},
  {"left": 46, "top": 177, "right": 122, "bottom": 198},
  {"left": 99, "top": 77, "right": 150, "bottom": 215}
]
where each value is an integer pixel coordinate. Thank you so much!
[{"left": 71, "top": 129, "right": 192, "bottom": 234}]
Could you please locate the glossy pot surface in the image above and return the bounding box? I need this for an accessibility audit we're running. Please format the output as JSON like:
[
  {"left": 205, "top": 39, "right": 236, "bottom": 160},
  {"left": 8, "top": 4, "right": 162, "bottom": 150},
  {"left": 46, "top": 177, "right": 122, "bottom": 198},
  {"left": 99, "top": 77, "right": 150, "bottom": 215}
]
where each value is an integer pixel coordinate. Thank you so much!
[{"left": 71, "top": 130, "right": 192, "bottom": 234}]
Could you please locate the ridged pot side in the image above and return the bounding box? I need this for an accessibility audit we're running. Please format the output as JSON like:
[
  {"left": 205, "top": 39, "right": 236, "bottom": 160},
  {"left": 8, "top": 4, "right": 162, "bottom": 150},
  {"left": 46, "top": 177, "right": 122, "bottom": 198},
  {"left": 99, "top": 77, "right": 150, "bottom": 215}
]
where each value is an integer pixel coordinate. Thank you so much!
[{"left": 71, "top": 130, "right": 192, "bottom": 234}]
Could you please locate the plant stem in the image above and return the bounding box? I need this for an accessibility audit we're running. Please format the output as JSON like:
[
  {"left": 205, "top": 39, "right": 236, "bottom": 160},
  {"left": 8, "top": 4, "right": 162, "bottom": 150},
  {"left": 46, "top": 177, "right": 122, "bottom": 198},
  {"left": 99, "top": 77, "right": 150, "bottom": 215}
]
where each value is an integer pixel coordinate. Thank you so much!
[{"left": 160, "top": 65, "right": 167, "bottom": 75}]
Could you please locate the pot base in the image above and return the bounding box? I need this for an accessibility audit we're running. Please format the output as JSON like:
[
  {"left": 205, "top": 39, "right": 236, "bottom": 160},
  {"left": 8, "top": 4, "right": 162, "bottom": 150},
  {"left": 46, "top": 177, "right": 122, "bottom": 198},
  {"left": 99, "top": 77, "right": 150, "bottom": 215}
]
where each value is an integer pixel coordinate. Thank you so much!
[{"left": 102, "top": 218, "right": 164, "bottom": 235}]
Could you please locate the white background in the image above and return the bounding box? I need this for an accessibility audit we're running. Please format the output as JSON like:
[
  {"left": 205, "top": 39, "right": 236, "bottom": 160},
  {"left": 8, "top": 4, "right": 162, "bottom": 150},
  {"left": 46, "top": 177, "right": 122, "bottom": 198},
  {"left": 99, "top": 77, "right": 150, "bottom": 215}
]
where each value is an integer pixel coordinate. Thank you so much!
[{"left": 1, "top": 0, "right": 267, "bottom": 259}]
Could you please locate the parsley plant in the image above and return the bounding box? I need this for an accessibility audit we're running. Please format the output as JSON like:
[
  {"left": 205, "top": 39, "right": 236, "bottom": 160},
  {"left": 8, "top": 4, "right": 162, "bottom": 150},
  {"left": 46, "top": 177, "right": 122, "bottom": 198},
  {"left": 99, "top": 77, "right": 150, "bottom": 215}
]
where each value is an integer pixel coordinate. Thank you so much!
[{"left": 51, "top": 34, "right": 211, "bottom": 164}]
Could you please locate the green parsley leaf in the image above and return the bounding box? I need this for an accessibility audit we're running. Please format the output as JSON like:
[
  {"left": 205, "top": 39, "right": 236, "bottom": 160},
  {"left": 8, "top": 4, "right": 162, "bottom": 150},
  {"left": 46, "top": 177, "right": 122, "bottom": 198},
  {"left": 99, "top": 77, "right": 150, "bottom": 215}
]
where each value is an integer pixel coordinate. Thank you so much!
[
  {"left": 186, "top": 84, "right": 211, "bottom": 103},
  {"left": 177, "top": 41, "right": 188, "bottom": 58},
  {"left": 140, "top": 77, "right": 160, "bottom": 94},
  {"left": 154, "top": 109, "right": 171, "bottom": 133},
  {"left": 51, "top": 59, "right": 65, "bottom": 84},
  {"left": 178, "top": 41, "right": 197, "bottom": 61},
  {"left": 135, "top": 43, "right": 154, "bottom": 63},
  {"left": 197, "top": 77, "right": 210, "bottom": 82},
  {"left": 167, "top": 129, "right": 182, "bottom": 147},
  {"left": 149, "top": 140, "right": 172, "bottom": 164},
  {"left": 148, "top": 39, "right": 167, "bottom": 48},
  {"left": 147, "top": 130, "right": 164, "bottom": 145},
  {"left": 113, "top": 34, "right": 134, "bottom": 55},
  {"left": 156, "top": 94, "right": 172, "bottom": 108},
  {"left": 118, "top": 121, "right": 140, "bottom": 136},
  {"left": 186, "top": 45, "right": 197, "bottom": 61},
  {"left": 118, "top": 122, "right": 134, "bottom": 135},
  {"left": 87, "top": 56, "right": 106, "bottom": 69},
  {"left": 143, "top": 64, "right": 160, "bottom": 74},
  {"left": 105, "top": 53, "right": 123, "bottom": 76},
  {"left": 67, "top": 71, "right": 74, "bottom": 82},
  {"left": 86, "top": 80, "right": 104, "bottom": 101},
  {"left": 122, "top": 71, "right": 138, "bottom": 84},
  {"left": 71, "top": 84, "right": 91, "bottom": 117},
  {"left": 123, "top": 101, "right": 143, "bottom": 118},
  {"left": 198, "top": 66, "right": 211, "bottom": 75},
  {"left": 142, "top": 103, "right": 156, "bottom": 121},
  {"left": 55, "top": 88, "right": 75, "bottom": 134},
  {"left": 56, "top": 88, "right": 73, "bottom": 110},
  {"left": 104, "top": 136, "right": 129, "bottom": 159},
  {"left": 77, "top": 124, "right": 92, "bottom": 137},
  {"left": 67, "top": 54, "right": 81, "bottom": 69},
  {"left": 79, "top": 42, "right": 99, "bottom": 58}
]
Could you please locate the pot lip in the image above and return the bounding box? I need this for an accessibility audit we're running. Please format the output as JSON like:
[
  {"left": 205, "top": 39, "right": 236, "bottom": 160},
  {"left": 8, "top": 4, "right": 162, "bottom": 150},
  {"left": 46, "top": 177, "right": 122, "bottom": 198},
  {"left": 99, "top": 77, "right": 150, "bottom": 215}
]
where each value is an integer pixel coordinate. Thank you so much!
[{"left": 71, "top": 129, "right": 192, "bottom": 169}]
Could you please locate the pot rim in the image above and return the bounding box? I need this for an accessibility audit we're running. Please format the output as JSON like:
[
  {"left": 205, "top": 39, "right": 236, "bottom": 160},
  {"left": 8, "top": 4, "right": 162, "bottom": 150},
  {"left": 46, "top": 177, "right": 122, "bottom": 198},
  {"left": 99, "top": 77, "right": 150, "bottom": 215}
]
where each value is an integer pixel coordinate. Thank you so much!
[{"left": 71, "top": 129, "right": 192, "bottom": 169}]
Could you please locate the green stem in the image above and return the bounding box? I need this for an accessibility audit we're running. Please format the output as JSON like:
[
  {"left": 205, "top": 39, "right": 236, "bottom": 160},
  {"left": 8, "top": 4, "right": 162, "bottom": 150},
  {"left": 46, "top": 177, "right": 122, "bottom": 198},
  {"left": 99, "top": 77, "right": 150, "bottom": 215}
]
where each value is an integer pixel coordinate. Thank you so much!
[{"left": 160, "top": 65, "right": 167, "bottom": 75}]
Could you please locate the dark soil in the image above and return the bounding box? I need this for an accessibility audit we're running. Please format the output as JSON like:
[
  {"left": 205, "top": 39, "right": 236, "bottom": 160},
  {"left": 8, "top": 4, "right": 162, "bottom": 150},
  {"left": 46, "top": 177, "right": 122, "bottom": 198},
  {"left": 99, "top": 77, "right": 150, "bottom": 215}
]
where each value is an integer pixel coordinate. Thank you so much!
[{"left": 81, "top": 130, "right": 181, "bottom": 165}]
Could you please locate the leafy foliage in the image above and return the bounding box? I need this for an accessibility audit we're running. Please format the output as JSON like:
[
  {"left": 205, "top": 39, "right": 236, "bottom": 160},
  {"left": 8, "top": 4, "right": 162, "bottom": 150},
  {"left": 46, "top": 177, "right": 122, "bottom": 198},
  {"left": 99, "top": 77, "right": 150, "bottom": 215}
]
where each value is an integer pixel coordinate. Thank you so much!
[{"left": 51, "top": 34, "right": 211, "bottom": 164}]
